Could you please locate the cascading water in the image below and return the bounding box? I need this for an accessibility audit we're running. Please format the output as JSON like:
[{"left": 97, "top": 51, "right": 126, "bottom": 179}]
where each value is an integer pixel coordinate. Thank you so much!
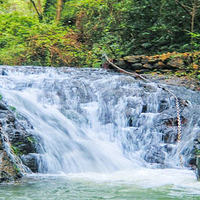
[{"left": 0, "top": 66, "right": 200, "bottom": 175}]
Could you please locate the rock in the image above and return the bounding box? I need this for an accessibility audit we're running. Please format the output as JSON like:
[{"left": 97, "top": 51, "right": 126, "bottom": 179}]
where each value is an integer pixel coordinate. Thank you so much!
[
  {"left": 0, "top": 100, "right": 42, "bottom": 182},
  {"left": 162, "top": 130, "right": 177, "bottom": 144},
  {"left": 154, "top": 61, "right": 165, "bottom": 69},
  {"left": 0, "top": 138, "right": 24, "bottom": 182},
  {"left": 158, "top": 100, "right": 169, "bottom": 113},
  {"left": 131, "top": 63, "right": 143, "bottom": 70},
  {"left": 144, "top": 145, "right": 165, "bottom": 165},
  {"left": 166, "top": 57, "right": 185, "bottom": 70},
  {"left": 139, "top": 83, "right": 157, "bottom": 93},
  {"left": 148, "top": 58, "right": 159, "bottom": 64},
  {"left": 0, "top": 102, "right": 7, "bottom": 110},
  {"left": 141, "top": 57, "right": 149, "bottom": 64},
  {"left": 116, "top": 59, "right": 126, "bottom": 67},
  {"left": 109, "top": 52, "right": 198, "bottom": 74},
  {"left": 21, "top": 154, "right": 39, "bottom": 173},
  {"left": 123, "top": 55, "right": 142, "bottom": 63},
  {"left": 143, "top": 63, "right": 154, "bottom": 69}
]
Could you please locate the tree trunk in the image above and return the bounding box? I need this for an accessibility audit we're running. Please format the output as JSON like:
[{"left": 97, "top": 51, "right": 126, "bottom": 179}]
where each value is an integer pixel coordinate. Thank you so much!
[
  {"left": 191, "top": 0, "right": 197, "bottom": 51},
  {"left": 37, "top": 0, "right": 43, "bottom": 15},
  {"left": 56, "top": 0, "right": 63, "bottom": 22}
]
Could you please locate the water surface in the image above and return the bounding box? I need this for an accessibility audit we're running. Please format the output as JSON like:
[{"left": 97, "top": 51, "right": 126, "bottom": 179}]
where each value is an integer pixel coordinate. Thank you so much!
[{"left": 1, "top": 169, "right": 199, "bottom": 200}]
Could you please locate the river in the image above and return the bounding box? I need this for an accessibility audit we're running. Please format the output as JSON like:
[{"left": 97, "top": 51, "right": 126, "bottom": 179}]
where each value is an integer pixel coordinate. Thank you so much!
[
  {"left": 0, "top": 66, "right": 200, "bottom": 199},
  {"left": 0, "top": 169, "right": 199, "bottom": 199}
]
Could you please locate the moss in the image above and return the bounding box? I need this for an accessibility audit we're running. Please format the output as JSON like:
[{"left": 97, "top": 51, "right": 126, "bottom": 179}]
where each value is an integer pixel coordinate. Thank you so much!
[
  {"left": 27, "top": 136, "right": 38, "bottom": 145},
  {"left": 11, "top": 146, "right": 22, "bottom": 156},
  {"left": 13, "top": 163, "right": 23, "bottom": 178},
  {"left": 13, "top": 164, "right": 20, "bottom": 173},
  {"left": 9, "top": 106, "right": 17, "bottom": 112}
]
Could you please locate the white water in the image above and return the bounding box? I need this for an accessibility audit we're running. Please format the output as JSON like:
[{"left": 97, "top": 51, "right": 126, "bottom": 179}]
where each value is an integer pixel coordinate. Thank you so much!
[{"left": 0, "top": 66, "right": 200, "bottom": 198}]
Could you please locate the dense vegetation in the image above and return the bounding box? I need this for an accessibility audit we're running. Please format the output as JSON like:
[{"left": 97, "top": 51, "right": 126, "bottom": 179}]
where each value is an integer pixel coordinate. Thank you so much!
[{"left": 0, "top": 0, "right": 200, "bottom": 68}]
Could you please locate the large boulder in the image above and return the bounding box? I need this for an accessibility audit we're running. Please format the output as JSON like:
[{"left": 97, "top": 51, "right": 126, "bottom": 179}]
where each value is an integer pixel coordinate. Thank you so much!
[
  {"left": 0, "top": 100, "right": 41, "bottom": 182},
  {"left": 0, "top": 127, "right": 23, "bottom": 182}
]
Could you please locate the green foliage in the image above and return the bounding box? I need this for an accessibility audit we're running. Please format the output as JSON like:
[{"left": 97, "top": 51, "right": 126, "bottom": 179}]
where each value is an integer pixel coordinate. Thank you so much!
[
  {"left": 0, "top": 0, "right": 200, "bottom": 67},
  {"left": 43, "top": 0, "right": 57, "bottom": 22},
  {"left": 9, "top": 106, "right": 16, "bottom": 112},
  {"left": 194, "top": 147, "right": 200, "bottom": 155},
  {"left": 11, "top": 146, "right": 21, "bottom": 156},
  {"left": 27, "top": 136, "right": 38, "bottom": 145},
  {"left": 0, "top": 13, "right": 39, "bottom": 65},
  {"left": 13, "top": 163, "right": 21, "bottom": 174},
  {"left": 191, "top": 32, "right": 200, "bottom": 49},
  {"left": 62, "top": 0, "right": 195, "bottom": 60},
  {"left": 0, "top": 94, "right": 2, "bottom": 100},
  {"left": 25, "top": 24, "right": 88, "bottom": 67},
  {"left": 0, "top": 13, "right": 89, "bottom": 67}
]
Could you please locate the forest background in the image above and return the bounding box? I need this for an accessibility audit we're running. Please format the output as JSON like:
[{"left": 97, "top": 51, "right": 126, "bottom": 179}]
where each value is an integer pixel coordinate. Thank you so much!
[{"left": 0, "top": 0, "right": 200, "bottom": 69}]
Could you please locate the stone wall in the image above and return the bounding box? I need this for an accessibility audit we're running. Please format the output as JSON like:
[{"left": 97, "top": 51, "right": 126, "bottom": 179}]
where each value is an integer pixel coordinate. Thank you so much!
[{"left": 110, "top": 52, "right": 200, "bottom": 74}]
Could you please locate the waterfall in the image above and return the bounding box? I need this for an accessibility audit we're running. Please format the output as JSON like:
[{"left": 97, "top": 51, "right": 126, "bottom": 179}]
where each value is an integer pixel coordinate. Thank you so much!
[{"left": 0, "top": 66, "right": 199, "bottom": 174}]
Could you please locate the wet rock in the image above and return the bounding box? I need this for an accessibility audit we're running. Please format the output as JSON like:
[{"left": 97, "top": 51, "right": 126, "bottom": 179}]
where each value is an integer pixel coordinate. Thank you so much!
[
  {"left": 0, "top": 139, "right": 24, "bottom": 182},
  {"left": 158, "top": 100, "right": 169, "bottom": 113},
  {"left": 0, "top": 100, "right": 41, "bottom": 182},
  {"left": 144, "top": 145, "right": 165, "bottom": 165},
  {"left": 139, "top": 83, "right": 157, "bottom": 93},
  {"left": 21, "top": 154, "right": 39, "bottom": 173},
  {"left": 162, "top": 130, "right": 177, "bottom": 144},
  {"left": 141, "top": 104, "right": 147, "bottom": 113},
  {"left": 0, "top": 102, "right": 7, "bottom": 110}
]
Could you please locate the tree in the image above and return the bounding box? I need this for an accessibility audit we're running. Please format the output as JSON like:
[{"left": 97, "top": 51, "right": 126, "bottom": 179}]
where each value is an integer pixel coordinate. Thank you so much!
[
  {"left": 56, "top": 0, "right": 63, "bottom": 22},
  {"left": 175, "top": 0, "right": 200, "bottom": 51},
  {"left": 37, "top": 0, "right": 42, "bottom": 14}
]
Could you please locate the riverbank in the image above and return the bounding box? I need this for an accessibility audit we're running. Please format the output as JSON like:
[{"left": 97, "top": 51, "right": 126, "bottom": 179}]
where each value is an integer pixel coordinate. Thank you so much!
[
  {"left": 105, "top": 52, "right": 200, "bottom": 91},
  {"left": 140, "top": 74, "right": 200, "bottom": 91}
]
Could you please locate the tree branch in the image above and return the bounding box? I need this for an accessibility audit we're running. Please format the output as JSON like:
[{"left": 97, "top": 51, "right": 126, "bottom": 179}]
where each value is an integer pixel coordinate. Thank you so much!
[
  {"left": 175, "top": 0, "right": 192, "bottom": 16},
  {"left": 175, "top": 0, "right": 200, "bottom": 31},
  {"left": 30, "top": 0, "right": 43, "bottom": 21}
]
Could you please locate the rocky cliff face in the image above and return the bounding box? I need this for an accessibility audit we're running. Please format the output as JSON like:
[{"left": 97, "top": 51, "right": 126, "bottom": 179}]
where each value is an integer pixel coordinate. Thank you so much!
[{"left": 0, "top": 100, "right": 40, "bottom": 183}]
